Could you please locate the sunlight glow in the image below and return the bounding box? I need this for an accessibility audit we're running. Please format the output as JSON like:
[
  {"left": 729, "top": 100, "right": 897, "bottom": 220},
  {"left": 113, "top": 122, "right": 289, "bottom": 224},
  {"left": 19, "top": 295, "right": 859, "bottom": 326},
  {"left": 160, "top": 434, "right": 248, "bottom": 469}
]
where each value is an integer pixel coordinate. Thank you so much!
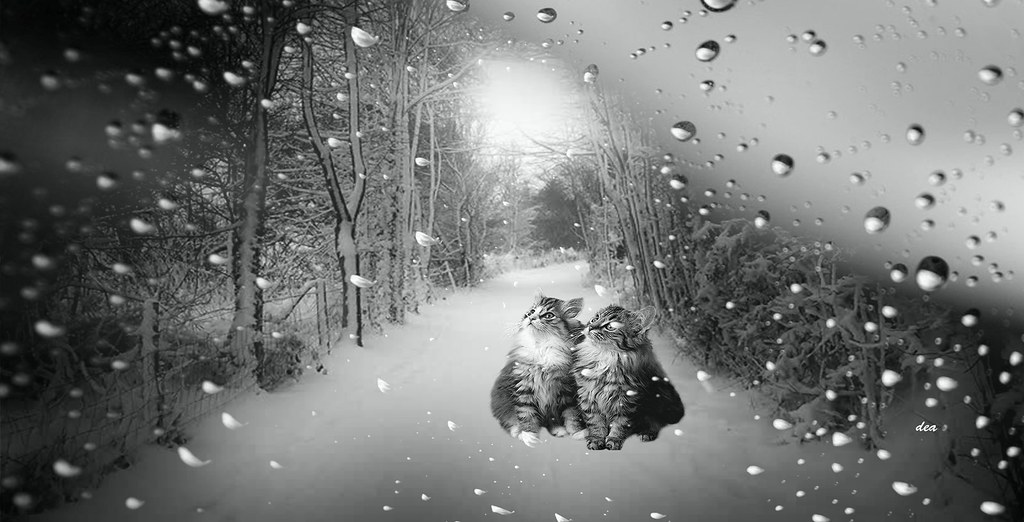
[{"left": 477, "top": 60, "right": 575, "bottom": 150}]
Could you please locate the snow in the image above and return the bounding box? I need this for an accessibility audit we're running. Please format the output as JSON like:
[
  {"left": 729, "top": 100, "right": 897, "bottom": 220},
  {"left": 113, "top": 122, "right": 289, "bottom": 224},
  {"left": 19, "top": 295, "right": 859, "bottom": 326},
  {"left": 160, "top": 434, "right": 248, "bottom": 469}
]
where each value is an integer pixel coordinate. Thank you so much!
[{"left": 27, "top": 263, "right": 988, "bottom": 522}]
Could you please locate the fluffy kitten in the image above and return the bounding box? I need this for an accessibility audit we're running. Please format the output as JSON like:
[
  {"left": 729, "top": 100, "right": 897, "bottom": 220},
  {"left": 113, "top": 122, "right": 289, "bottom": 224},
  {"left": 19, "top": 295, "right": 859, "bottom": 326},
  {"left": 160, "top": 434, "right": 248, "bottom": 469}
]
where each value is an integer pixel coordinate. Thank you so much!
[
  {"left": 490, "top": 293, "right": 587, "bottom": 447},
  {"left": 573, "top": 305, "right": 685, "bottom": 450}
]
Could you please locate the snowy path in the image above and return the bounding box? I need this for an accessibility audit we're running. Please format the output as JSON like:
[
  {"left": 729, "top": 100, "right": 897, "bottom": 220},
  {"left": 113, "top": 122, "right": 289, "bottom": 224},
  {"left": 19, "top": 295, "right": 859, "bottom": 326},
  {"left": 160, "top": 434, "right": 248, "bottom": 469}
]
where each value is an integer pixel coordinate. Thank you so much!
[{"left": 29, "top": 263, "right": 980, "bottom": 522}]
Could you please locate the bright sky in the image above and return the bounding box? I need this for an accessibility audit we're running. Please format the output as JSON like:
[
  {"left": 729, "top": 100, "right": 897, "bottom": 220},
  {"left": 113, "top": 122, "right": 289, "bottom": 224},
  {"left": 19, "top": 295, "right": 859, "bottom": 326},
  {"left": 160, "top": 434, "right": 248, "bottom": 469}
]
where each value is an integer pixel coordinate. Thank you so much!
[{"left": 476, "top": 58, "right": 580, "bottom": 171}]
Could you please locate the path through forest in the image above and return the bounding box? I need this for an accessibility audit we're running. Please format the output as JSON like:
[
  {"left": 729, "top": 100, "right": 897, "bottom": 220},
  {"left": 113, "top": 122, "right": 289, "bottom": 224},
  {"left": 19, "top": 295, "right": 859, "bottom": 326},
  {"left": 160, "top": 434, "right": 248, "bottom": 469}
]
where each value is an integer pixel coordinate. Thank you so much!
[{"left": 29, "top": 263, "right": 980, "bottom": 522}]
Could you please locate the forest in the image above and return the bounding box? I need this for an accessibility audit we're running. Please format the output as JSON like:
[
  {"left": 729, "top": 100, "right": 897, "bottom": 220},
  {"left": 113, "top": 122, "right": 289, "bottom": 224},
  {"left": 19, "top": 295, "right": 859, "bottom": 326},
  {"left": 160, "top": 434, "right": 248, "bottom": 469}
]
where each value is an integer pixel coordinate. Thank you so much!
[{"left": 1, "top": 0, "right": 1022, "bottom": 520}]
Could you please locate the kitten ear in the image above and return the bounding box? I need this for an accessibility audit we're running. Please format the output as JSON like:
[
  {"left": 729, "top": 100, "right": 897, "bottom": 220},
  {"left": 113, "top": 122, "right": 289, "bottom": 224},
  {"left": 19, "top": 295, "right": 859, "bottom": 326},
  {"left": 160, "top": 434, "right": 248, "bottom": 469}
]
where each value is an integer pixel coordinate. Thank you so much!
[
  {"left": 633, "top": 306, "right": 658, "bottom": 335},
  {"left": 533, "top": 289, "right": 545, "bottom": 303},
  {"left": 561, "top": 298, "right": 583, "bottom": 318}
]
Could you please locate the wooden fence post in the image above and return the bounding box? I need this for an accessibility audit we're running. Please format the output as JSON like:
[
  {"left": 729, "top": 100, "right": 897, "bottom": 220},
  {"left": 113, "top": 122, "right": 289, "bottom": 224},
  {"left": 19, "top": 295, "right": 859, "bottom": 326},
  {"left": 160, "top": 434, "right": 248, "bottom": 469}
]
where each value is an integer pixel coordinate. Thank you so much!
[
  {"left": 138, "top": 299, "right": 163, "bottom": 431},
  {"left": 319, "top": 280, "right": 331, "bottom": 353},
  {"left": 315, "top": 280, "right": 326, "bottom": 354}
]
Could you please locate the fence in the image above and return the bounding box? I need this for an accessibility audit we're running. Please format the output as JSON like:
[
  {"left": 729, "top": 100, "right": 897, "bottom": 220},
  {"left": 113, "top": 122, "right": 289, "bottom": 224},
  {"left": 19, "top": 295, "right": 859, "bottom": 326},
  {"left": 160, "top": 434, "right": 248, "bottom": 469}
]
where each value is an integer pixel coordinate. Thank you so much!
[{"left": 0, "top": 280, "right": 346, "bottom": 516}]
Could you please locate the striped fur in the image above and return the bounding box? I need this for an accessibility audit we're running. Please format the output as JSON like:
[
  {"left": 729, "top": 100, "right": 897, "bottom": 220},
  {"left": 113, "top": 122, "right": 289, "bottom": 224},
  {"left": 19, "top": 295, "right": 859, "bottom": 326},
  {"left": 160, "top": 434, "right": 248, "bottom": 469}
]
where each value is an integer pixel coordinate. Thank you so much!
[
  {"left": 490, "top": 294, "right": 586, "bottom": 444},
  {"left": 573, "top": 305, "right": 685, "bottom": 450}
]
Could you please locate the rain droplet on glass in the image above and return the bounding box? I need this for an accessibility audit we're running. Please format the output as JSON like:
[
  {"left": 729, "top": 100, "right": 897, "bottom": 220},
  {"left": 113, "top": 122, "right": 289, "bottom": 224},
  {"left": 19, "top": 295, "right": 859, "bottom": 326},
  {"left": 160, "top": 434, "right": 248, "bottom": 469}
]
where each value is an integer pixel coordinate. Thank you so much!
[
  {"left": 915, "top": 256, "right": 949, "bottom": 291},
  {"left": 695, "top": 40, "right": 721, "bottom": 62},
  {"left": 670, "top": 121, "right": 697, "bottom": 142},
  {"left": 770, "top": 154, "right": 794, "bottom": 176},
  {"left": 906, "top": 124, "right": 925, "bottom": 145},
  {"left": 536, "top": 7, "right": 557, "bottom": 23},
  {"left": 978, "top": 66, "right": 1003, "bottom": 85},
  {"left": 863, "top": 206, "right": 891, "bottom": 234}
]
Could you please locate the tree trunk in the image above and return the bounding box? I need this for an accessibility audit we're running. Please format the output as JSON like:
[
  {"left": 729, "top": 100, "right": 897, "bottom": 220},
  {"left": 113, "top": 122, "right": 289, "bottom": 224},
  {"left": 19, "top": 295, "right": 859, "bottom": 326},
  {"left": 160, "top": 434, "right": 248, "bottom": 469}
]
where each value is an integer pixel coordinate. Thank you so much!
[
  {"left": 299, "top": 30, "right": 365, "bottom": 346},
  {"left": 229, "top": 5, "right": 285, "bottom": 381}
]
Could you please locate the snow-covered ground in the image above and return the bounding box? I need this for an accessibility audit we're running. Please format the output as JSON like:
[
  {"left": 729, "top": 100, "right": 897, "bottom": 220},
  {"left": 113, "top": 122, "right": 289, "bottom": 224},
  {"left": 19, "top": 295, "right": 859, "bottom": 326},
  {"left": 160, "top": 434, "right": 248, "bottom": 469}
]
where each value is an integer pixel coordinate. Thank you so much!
[{"left": 27, "top": 263, "right": 990, "bottom": 522}]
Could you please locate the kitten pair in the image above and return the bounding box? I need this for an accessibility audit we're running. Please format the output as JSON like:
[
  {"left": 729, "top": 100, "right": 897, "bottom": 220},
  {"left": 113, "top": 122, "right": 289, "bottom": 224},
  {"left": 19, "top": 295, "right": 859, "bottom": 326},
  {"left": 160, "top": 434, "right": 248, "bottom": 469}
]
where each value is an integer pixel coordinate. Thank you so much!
[{"left": 489, "top": 293, "right": 685, "bottom": 450}]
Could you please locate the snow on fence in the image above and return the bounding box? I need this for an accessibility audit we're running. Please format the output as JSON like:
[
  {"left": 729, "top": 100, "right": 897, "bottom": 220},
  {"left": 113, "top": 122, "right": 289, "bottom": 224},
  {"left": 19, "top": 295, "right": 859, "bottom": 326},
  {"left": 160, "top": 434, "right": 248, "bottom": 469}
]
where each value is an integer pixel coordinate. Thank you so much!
[{"left": 0, "top": 280, "right": 344, "bottom": 515}]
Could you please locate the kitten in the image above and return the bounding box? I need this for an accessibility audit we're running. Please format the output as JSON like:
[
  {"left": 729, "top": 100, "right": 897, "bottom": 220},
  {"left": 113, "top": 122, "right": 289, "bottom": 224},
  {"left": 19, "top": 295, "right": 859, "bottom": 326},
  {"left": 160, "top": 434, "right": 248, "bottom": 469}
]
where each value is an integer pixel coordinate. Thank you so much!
[
  {"left": 573, "top": 305, "right": 685, "bottom": 450},
  {"left": 490, "top": 292, "right": 588, "bottom": 447}
]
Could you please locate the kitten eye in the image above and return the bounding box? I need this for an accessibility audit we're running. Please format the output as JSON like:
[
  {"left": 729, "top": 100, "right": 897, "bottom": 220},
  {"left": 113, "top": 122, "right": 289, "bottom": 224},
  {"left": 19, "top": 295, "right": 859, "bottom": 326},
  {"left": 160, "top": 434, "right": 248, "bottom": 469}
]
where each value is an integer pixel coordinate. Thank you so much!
[
  {"left": 606, "top": 321, "right": 623, "bottom": 331},
  {"left": 542, "top": 312, "right": 554, "bottom": 319}
]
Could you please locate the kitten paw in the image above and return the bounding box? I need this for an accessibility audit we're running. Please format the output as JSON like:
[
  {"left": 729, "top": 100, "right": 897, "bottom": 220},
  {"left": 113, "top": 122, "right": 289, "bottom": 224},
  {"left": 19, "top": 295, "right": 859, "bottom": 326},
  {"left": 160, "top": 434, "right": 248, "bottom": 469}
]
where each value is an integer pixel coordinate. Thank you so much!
[
  {"left": 518, "top": 431, "right": 541, "bottom": 448},
  {"left": 570, "top": 429, "right": 589, "bottom": 440},
  {"left": 604, "top": 438, "right": 623, "bottom": 450},
  {"left": 639, "top": 432, "right": 658, "bottom": 442},
  {"left": 550, "top": 426, "right": 569, "bottom": 438},
  {"left": 586, "top": 438, "right": 606, "bottom": 451},
  {"left": 509, "top": 426, "right": 521, "bottom": 438}
]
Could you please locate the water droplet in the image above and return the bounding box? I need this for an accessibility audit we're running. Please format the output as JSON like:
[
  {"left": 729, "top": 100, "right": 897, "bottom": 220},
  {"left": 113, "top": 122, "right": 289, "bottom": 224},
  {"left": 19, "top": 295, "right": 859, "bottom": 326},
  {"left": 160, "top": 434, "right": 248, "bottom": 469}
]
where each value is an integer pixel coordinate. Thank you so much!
[
  {"left": 915, "top": 256, "right": 949, "bottom": 291},
  {"left": 754, "top": 210, "right": 770, "bottom": 228},
  {"left": 980, "top": 502, "right": 1006, "bottom": 516},
  {"left": 695, "top": 40, "right": 721, "bottom": 62},
  {"left": 770, "top": 154, "right": 794, "bottom": 176},
  {"left": 670, "top": 121, "right": 697, "bottom": 142},
  {"left": 351, "top": 26, "right": 380, "bottom": 48},
  {"left": 223, "top": 71, "right": 246, "bottom": 87},
  {"left": 221, "top": 412, "right": 246, "bottom": 429},
  {"left": 1008, "top": 109, "right": 1023, "bottom": 127},
  {"left": 890, "top": 263, "right": 909, "bottom": 283},
  {"left": 198, "top": 0, "right": 229, "bottom": 15},
  {"left": 914, "top": 193, "right": 935, "bottom": 209},
  {"left": 863, "top": 207, "right": 891, "bottom": 234},
  {"left": 881, "top": 369, "right": 903, "bottom": 387},
  {"left": 53, "top": 459, "right": 83, "bottom": 478},
  {"left": 491, "top": 505, "right": 515, "bottom": 515},
  {"left": 536, "top": 7, "right": 557, "bottom": 23},
  {"left": 809, "top": 40, "right": 828, "bottom": 56},
  {"left": 129, "top": 218, "right": 156, "bottom": 235},
  {"left": 892, "top": 482, "right": 917, "bottom": 496},
  {"left": 961, "top": 309, "right": 980, "bottom": 327},
  {"left": 446, "top": 0, "right": 468, "bottom": 12},
  {"left": 701, "top": 0, "right": 737, "bottom": 12},
  {"left": 661, "top": 21, "right": 673, "bottom": 30},
  {"left": 978, "top": 66, "right": 1003, "bottom": 85},
  {"left": 906, "top": 124, "right": 925, "bottom": 145},
  {"left": 177, "top": 446, "right": 211, "bottom": 467}
]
